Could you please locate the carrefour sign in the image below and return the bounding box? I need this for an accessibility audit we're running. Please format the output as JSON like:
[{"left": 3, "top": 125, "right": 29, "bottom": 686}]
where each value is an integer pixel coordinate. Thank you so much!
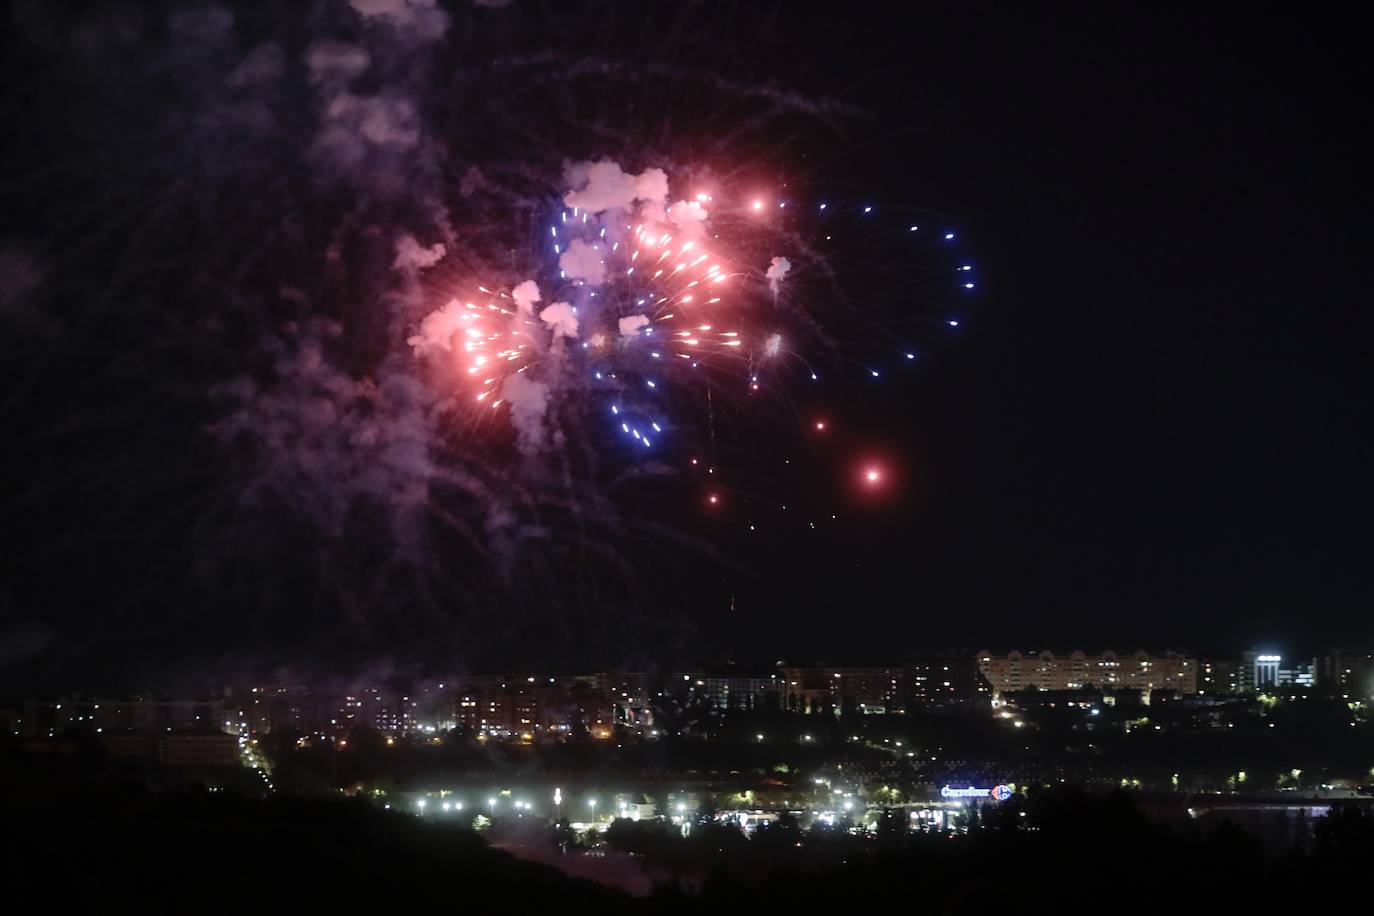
[{"left": 941, "top": 784, "right": 1015, "bottom": 801}]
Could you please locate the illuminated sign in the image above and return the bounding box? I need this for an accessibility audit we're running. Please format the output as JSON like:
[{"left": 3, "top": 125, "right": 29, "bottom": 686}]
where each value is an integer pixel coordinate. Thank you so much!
[{"left": 941, "top": 784, "right": 1016, "bottom": 801}]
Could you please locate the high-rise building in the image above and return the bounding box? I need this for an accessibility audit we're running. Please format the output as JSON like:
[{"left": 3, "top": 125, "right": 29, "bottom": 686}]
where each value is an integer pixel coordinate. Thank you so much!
[
  {"left": 906, "top": 655, "right": 992, "bottom": 709},
  {"left": 584, "top": 671, "right": 658, "bottom": 728},
  {"left": 974, "top": 650, "right": 1197, "bottom": 697},
  {"left": 1198, "top": 658, "right": 1241, "bottom": 695},
  {"left": 1318, "top": 649, "right": 1374, "bottom": 700},
  {"left": 1239, "top": 651, "right": 1282, "bottom": 692},
  {"left": 776, "top": 666, "right": 905, "bottom": 714},
  {"left": 1238, "top": 651, "right": 1317, "bottom": 693},
  {"left": 18, "top": 697, "right": 234, "bottom": 738},
  {"left": 771, "top": 660, "right": 989, "bottom": 714}
]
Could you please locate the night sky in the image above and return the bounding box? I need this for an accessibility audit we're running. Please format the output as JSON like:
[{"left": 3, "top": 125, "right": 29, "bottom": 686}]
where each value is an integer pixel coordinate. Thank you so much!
[
  {"left": 721, "top": 6, "right": 1374, "bottom": 658},
  {"left": 1, "top": 3, "right": 1371, "bottom": 687}
]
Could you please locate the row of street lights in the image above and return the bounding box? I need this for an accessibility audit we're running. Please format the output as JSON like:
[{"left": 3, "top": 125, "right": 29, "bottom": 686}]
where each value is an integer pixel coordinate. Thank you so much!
[
  {"left": 415, "top": 788, "right": 606, "bottom": 816},
  {"left": 410, "top": 790, "right": 708, "bottom": 820}
]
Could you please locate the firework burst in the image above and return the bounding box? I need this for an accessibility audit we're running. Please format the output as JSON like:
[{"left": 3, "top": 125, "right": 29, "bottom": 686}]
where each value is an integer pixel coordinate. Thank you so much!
[{"left": 407, "top": 160, "right": 974, "bottom": 524}]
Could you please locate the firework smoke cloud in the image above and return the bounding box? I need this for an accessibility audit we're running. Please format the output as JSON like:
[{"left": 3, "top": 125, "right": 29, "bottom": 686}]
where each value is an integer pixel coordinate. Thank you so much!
[{"left": 766, "top": 256, "right": 792, "bottom": 295}]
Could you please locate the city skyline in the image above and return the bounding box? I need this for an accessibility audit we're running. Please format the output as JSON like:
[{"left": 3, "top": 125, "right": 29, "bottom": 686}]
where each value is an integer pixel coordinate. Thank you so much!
[{"left": 3, "top": 642, "right": 1367, "bottom": 693}]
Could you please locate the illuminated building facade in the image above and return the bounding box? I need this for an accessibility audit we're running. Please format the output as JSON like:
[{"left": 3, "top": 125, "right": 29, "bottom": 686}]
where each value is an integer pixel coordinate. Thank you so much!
[
  {"left": 975, "top": 650, "right": 1198, "bottom": 697},
  {"left": 1239, "top": 651, "right": 1317, "bottom": 693}
]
